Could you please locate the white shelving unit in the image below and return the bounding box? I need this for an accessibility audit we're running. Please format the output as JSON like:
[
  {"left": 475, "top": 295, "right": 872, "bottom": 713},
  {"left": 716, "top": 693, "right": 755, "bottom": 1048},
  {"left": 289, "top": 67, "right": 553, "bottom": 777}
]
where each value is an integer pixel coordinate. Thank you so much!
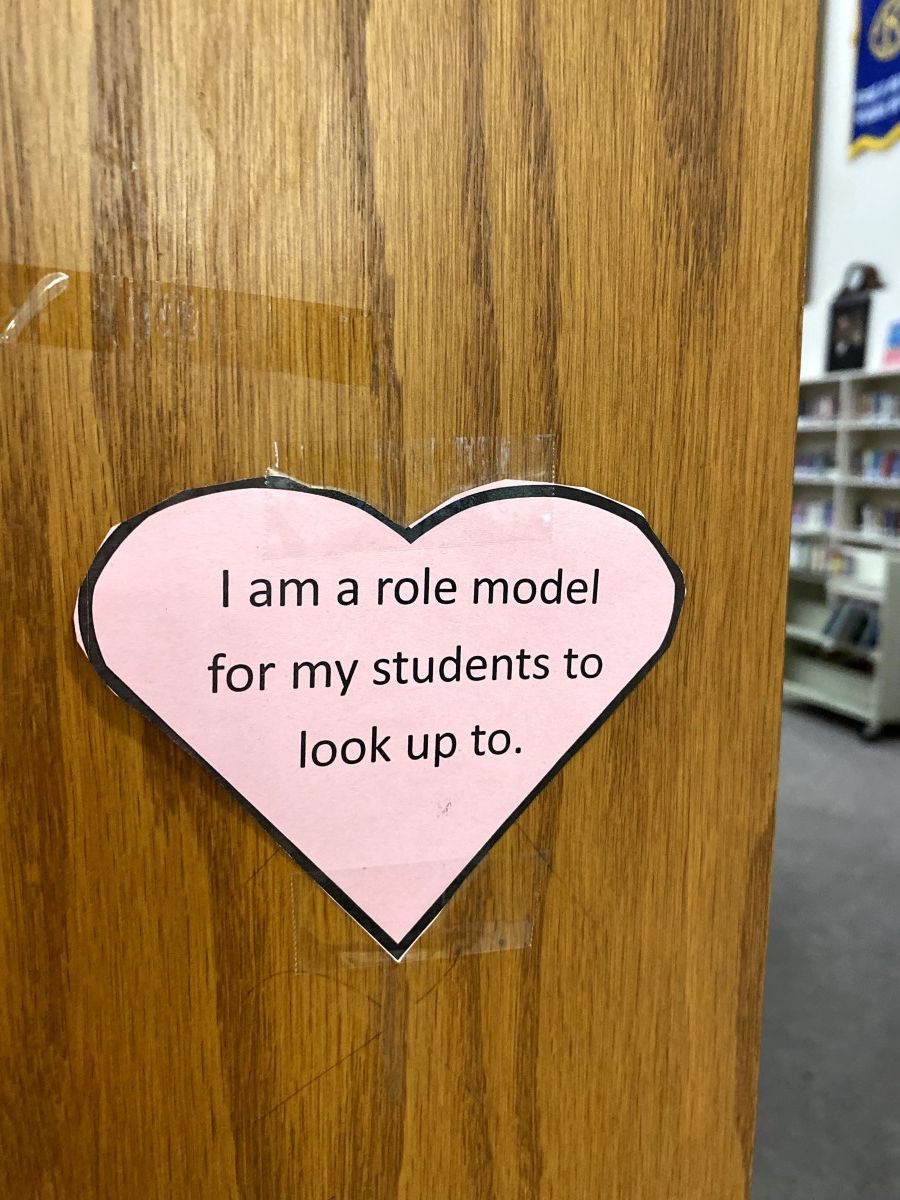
[{"left": 787, "top": 368, "right": 900, "bottom": 738}]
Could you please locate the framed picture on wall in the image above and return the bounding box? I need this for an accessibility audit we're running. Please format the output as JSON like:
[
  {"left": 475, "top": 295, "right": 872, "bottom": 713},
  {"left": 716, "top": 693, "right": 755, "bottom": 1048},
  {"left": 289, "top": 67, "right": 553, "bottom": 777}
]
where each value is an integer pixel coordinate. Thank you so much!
[
  {"left": 827, "top": 294, "right": 870, "bottom": 372},
  {"left": 826, "top": 264, "right": 882, "bottom": 373}
]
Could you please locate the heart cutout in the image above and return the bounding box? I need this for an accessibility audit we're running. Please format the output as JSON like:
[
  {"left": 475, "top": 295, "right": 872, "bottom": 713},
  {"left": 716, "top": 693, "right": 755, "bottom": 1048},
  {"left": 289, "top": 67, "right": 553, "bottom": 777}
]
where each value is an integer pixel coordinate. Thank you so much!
[{"left": 77, "top": 478, "right": 683, "bottom": 959}]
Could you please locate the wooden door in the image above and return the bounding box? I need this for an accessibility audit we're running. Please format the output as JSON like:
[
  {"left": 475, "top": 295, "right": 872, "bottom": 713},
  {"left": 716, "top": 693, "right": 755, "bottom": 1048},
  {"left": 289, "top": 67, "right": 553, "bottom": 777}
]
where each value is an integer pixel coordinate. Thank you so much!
[{"left": 1, "top": 2, "right": 815, "bottom": 1196}]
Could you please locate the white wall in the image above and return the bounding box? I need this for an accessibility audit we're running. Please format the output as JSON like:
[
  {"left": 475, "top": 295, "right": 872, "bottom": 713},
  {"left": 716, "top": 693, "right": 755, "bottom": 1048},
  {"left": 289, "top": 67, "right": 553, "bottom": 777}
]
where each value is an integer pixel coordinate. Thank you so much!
[{"left": 801, "top": 0, "right": 900, "bottom": 378}]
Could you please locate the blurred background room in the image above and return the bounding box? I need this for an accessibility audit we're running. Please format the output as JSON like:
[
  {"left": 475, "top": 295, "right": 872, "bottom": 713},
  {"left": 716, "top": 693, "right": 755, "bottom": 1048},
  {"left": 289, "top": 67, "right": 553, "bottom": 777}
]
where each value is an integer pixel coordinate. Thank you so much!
[{"left": 754, "top": 1, "right": 900, "bottom": 1196}]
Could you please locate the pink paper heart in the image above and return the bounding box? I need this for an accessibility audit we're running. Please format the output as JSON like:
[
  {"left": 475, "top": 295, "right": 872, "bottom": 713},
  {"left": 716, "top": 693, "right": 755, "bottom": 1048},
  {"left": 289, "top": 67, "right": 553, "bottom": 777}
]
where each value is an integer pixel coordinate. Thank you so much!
[{"left": 77, "top": 478, "right": 683, "bottom": 959}]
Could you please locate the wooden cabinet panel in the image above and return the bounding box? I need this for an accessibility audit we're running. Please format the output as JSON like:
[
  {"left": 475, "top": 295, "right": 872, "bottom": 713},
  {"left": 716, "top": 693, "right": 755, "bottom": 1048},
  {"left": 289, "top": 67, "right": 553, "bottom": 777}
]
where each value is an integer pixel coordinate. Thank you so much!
[{"left": 0, "top": 2, "right": 814, "bottom": 1195}]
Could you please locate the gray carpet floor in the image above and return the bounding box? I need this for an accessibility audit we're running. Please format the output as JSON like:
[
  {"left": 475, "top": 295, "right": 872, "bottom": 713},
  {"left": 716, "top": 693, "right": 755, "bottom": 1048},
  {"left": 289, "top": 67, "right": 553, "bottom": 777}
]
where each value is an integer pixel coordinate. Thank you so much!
[{"left": 753, "top": 707, "right": 900, "bottom": 1199}]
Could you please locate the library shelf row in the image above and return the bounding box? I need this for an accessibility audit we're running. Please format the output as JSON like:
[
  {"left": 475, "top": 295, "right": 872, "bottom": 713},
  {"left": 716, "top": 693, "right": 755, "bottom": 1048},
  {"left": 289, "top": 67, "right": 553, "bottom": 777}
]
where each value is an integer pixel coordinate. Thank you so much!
[
  {"left": 794, "top": 473, "right": 900, "bottom": 489},
  {"left": 786, "top": 367, "right": 900, "bottom": 737}
]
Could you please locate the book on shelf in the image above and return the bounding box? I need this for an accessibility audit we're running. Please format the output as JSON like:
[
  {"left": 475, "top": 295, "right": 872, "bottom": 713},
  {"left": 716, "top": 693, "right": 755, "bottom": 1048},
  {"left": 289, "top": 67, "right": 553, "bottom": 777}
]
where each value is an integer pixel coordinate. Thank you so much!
[
  {"left": 795, "top": 450, "right": 836, "bottom": 475},
  {"left": 851, "top": 447, "right": 900, "bottom": 481},
  {"left": 798, "top": 391, "right": 837, "bottom": 420},
  {"left": 856, "top": 504, "right": 900, "bottom": 540},
  {"left": 789, "top": 539, "right": 828, "bottom": 572},
  {"left": 856, "top": 390, "right": 900, "bottom": 421},
  {"left": 789, "top": 540, "right": 860, "bottom": 576},
  {"left": 820, "top": 601, "right": 880, "bottom": 654},
  {"left": 791, "top": 499, "right": 832, "bottom": 534}
]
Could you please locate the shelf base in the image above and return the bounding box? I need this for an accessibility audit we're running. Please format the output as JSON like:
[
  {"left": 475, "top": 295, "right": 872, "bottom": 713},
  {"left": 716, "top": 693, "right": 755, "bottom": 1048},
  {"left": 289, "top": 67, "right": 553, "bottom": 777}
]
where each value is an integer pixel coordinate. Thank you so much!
[{"left": 783, "top": 679, "right": 872, "bottom": 722}]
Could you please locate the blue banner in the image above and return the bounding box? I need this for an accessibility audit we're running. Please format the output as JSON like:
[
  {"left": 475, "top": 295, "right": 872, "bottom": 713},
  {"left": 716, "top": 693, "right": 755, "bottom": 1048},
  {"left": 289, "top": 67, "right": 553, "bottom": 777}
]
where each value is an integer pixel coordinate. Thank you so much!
[{"left": 851, "top": 0, "right": 900, "bottom": 156}]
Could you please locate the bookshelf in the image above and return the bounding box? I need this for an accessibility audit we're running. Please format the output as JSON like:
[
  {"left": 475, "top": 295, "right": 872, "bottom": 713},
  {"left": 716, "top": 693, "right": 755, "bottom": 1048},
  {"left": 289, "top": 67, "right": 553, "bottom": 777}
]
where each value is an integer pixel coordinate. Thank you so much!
[{"left": 787, "top": 368, "right": 900, "bottom": 738}]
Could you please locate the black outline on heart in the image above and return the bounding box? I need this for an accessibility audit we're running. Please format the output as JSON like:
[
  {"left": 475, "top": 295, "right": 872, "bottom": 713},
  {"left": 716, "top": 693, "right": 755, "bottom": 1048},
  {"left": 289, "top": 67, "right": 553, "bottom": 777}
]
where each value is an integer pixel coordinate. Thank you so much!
[{"left": 77, "top": 477, "right": 684, "bottom": 960}]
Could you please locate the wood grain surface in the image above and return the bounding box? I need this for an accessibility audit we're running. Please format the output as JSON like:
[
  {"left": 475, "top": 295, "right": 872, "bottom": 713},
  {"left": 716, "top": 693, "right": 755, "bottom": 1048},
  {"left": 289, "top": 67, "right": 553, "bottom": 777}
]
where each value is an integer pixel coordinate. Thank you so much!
[{"left": 0, "top": 1, "right": 815, "bottom": 1195}]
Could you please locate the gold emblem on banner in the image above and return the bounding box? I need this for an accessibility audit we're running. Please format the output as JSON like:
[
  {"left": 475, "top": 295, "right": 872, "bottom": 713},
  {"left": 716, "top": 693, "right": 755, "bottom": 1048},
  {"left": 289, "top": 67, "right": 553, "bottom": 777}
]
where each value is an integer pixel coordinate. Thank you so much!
[{"left": 870, "top": 0, "right": 900, "bottom": 61}]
